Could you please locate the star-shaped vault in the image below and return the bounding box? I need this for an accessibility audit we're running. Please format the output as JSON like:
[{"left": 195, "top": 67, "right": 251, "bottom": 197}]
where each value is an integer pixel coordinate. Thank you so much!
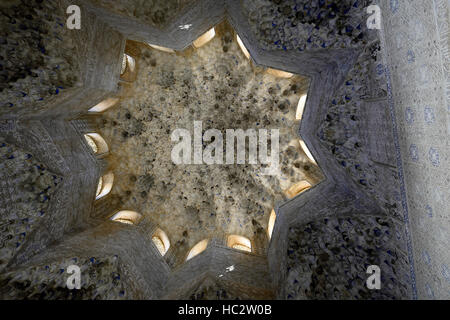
[{"left": 89, "top": 21, "right": 323, "bottom": 261}]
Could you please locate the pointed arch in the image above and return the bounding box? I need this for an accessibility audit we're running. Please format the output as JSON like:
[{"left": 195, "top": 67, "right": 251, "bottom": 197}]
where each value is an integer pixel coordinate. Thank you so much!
[
  {"left": 284, "top": 180, "right": 312, "bottom": 199},
  {"left": 266, "top": 68, "right": 294, "bottom": 78},
  {"left": 193, "top": 27, "right": 215, "bottom": 48},
  {"left": 95, "top": 172, "right": 114, "bottom": 200},
  {"left": 186, "top": 239, "right": 209, "bottom": 261},
  {"left": 88, "top": 97, "right": 119, "bottom": 113},
  {"left": 84, "top": 133, "right": 109, "bottom": 155},
  {"left": 121, "top": 53, "right": 136, "bottom": 76},
  {"left": 148, "top": 43, "right": 175, "bottom": 53},
  {"left": 111, "top": 210, "right": 142, "bottom": 225},
  {"left": 299, "top": 139, "right": 316, "bottom": 164},
  {"left": 236, "top": 34, "right": 250, "bottom": 60},
  {"left": 152, "top": 228, "right": 170, "bottom": 256},
  {"left": 268, "top": 209, "right": 277, "bottom": 239},
  {"left": 227, "top": 235, "right": 252, "bottom": 253},
  {"left": 296, "top": 94, "right": 308, "bottom": 121}
]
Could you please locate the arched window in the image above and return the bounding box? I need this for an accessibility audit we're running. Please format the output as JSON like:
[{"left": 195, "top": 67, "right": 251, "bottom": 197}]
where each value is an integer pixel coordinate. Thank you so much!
[
  {"left": 296, "top": 94, "right": 308, "bottom": 120},
  {"left": 148, "top": 43, "right": 175, "bottom": 53},
  {"left": 285, "top": 180, "right": 312, "bottom": 199},
  {"left": 84, "top": 133, "right": 109, "bottom": 155},
  {"left": 121, "top": 54, "right": 136, "bottom": 76},
  {"left": 236, "top": 34, "right": 250, "bottom": 59},
  {"left": 299, "top": 139, "right": 316, "bottom": 164},
  {"left": 152, "top": 228, "right": 170, "bottom": 256},
  {"left": 111, "top": 210, "right": 142, "bottom": 225},
  {"left": 267, "top": 209, "right": 276, "bottom": 239},
  {"left": 193, "top": 28, "right": 215, "bottom": 48},
  {"left": 88, "top": 97, "right": 119, "bottom": 113},
  {"left": 266, "top": 68, "right": 293, "bottom": 79},
  {"left": 186, "top": 239, "right": 209, "bottom": 261},
  {"left": 96, "top": 172, "right": 114, "bottom": 200},
  {"left": 121, "top": 54, "right": 127, "bottom": 75},
  {"left": 227, "top": 235, "right": 252, "bottom": 253}
]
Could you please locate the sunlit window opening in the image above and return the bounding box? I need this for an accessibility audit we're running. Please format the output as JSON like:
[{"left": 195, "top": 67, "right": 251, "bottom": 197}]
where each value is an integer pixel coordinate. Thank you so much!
[
  {"left": 186, "top": 239, "right": 209, "bottom": 261},
  {"left": 285, "top": 180, "right": 312, "bottom": 199},
  {"left": 227, "top": 235, "right": 252, "bottom": 253},
  {"left": 84, "top": 133, "right": 109, "bottom": 154},
  {"left": 236, "top": 34, "right": 250, "bottom": 59},
  {"left": 111, "top": 210, "right": 142, "bottom": 225},
  {"left": 299, "top": 139, "right": 316, "bottom": 164},
  {"left": 296, "top": 94, "right": 308, "bottom": 120},
  {"left": 268, "top": 209, "right": 276, "bottom": 239},
  {"left": 114, "top": 218, "right": 134, "bottom": 225},
  {"left": 152, "top": 236, "right": 165, "bottom": 255},
  {"left": 193, "top": 28, "right": 215, "bottom": 48},
  {"left": 121, "top": 54, "right": 136, "bottom": 75},
  {"left": 152, "top": 228, "right": 170, "bottom": 256},
  {"left": 88, "top": 97, "right": 119, "bottom": 113},
  {"left": 266, "top": 68, "right": 294, "bottom": 78},
  {"left": 148, "top": 43, "right": 176, "bottom": 53},
  {"left": 84, "top": 134, "right": 98, "bottom": 153},
  {"left": 126, "top": 54, "right": 135, "bottom": 72},
  {"left": 96, "top": 176, "right": 103, "bottom": 198},
  {"left": 96, "top": 172, "right": 114, "bottom": 200},
  {"left": 121, "top": 54, "right": 127, "bottom": 75}
]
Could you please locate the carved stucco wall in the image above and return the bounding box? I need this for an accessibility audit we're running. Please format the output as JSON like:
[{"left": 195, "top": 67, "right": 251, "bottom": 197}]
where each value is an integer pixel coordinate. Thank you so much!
[
  {"left": 0, "top": 118, "right": 101, "bottom": 271},
  {"left": 286, "top": 214, "right": 410, "bottom": 299},
  {"left": 0, "top": 0, "right": 125, "bottom": 291},
  {"left": 88, "top": 0, "right": 195, "bottom": 28},
  {"left": 0, "top": 0, "right": 80, "bottom": 115},
  {"left": 243, "top": 0, "right": 371, "bottom": 51},
  {"left": 251, "top": 0, "right": 415, "bottom": 299},
  {"left": 241, "top": 0, "right": 404, "bottom": 225},
  {"left": 380, "top": 0, "right": 450, "bottom": 299},
  {"left": 0, "top": 0, "right": 124, "bottom": 120},
  {"left": 0, "top": 138, "right": 63, "bottom": 272},
  {"left": 0, "top": 220, "right": 172, "bottom": 299},
  {"left": 0, "top": 255, "right": 128, "bottom": 300}
]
